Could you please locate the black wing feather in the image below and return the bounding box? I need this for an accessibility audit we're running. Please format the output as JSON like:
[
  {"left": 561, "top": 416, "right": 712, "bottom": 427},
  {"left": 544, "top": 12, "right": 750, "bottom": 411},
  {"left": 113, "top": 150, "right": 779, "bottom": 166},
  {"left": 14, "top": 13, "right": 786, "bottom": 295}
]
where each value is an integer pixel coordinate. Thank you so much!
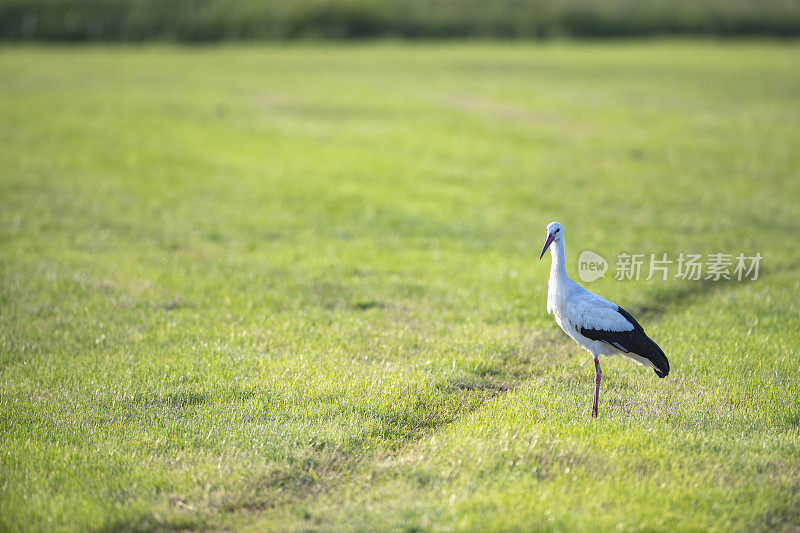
[{"left": 579, "top": 306, "right": 670, "bottom": 378}]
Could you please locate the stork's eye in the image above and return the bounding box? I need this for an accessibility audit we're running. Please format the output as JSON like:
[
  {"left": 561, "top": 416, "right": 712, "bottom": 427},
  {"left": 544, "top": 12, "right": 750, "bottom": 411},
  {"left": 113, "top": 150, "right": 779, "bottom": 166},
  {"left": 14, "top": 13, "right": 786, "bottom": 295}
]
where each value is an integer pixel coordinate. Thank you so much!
[{"left": 554, "top": 228, "right": 560, "bottom": 233}]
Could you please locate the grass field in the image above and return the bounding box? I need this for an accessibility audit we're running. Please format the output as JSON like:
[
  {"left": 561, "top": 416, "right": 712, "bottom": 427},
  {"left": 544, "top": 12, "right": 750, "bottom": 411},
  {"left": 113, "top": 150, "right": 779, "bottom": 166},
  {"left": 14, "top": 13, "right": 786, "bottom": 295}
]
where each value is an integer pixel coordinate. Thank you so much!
[{"left": 1, "top": 41, "right": 800, "bottom": 531}]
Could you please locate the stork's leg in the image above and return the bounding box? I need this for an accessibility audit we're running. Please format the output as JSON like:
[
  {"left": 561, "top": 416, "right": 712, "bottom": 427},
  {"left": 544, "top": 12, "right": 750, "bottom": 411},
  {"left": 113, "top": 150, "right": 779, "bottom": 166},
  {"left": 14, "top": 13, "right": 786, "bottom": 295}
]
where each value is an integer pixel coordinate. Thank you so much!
[{"left": 592, "top": 357, "right": 602, "bottom": 418}]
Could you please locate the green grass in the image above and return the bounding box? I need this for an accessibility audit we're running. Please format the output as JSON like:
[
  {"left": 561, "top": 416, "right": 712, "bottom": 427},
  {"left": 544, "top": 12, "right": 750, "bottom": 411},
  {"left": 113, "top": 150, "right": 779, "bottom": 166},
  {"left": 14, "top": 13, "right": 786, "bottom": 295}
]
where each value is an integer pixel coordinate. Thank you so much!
[{"left": 1, "top": 41, "right": 799, "bottom": 531}]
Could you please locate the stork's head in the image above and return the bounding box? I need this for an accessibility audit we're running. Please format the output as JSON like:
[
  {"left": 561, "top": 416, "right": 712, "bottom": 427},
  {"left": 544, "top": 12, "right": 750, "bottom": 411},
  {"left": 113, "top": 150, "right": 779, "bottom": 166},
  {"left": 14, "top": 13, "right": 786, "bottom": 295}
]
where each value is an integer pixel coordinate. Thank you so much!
[{"left": 539, "top": 221, "right": 563, "bottom": 260}]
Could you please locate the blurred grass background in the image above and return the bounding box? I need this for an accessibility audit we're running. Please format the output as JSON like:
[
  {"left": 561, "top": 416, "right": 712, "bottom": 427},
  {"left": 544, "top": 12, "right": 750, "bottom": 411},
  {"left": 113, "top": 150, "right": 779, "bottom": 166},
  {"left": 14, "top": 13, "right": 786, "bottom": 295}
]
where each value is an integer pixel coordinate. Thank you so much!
[{"left": 2, "top": 0, "right": 800, "bottom": 41}]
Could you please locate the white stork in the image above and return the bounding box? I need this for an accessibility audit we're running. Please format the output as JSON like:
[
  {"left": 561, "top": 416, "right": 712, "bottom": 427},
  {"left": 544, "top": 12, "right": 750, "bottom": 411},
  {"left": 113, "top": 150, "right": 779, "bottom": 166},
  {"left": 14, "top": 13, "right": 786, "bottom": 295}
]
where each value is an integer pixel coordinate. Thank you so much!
[{"left": 539, "top": 221, "right": 669, "bottom": 417}]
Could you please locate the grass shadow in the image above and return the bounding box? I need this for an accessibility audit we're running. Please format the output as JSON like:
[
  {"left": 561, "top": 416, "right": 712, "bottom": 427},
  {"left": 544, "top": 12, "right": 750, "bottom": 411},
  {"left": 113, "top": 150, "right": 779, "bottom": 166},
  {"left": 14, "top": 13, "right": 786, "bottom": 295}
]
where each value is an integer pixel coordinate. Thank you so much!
[
  {"left": 132, "top": 390, "right": 208, "bottom": 409},
  {"left": 629, "top": 278, "right": 732, "bottom": 322}
]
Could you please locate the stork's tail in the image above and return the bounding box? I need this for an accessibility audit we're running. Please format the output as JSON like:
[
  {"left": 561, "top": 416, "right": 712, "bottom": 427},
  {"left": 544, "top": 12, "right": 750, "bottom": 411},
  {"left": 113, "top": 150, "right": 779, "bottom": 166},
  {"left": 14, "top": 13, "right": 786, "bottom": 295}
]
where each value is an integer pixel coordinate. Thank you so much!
[
  {"left": 615, "top": 306, "right": 669, "bottom": 378},
  {"left": 645, "top": 339, "right": 669, "bottom": 378}
]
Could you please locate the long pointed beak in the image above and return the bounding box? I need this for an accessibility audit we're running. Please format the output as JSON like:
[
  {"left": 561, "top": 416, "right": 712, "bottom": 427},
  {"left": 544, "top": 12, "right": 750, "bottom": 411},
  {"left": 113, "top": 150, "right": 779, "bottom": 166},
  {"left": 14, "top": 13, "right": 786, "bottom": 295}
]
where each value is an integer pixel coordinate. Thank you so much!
[{"left": 539, "top": 233, "right": 554, "bottom": 260}]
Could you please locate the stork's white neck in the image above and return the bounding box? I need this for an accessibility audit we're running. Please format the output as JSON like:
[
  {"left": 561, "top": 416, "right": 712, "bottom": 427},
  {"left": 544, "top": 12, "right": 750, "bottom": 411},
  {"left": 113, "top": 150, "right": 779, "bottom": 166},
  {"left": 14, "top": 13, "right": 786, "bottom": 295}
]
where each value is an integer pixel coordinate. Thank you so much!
[
  {"left": 545, "top": 235, "right": 575, "bottom": 316},
  {"left": 549, "top": 237, "right": 571, "bottom": 283}
]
